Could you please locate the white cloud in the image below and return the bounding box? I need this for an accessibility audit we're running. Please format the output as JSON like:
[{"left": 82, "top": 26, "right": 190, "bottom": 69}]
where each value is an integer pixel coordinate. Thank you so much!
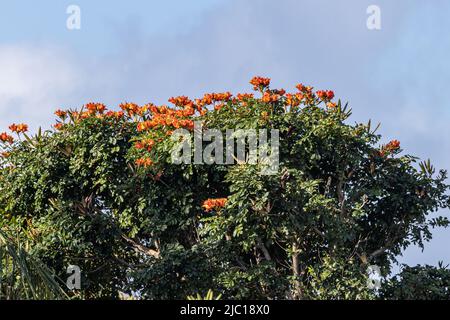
[{"left": 0, "top": 45, "right": 83, "bottom": 131}]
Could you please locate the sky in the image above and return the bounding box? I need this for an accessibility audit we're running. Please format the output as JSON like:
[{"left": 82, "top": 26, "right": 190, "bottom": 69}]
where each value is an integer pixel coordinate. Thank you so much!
[{"left": 0, "top": 0, "right": 449, "bottom": 272}]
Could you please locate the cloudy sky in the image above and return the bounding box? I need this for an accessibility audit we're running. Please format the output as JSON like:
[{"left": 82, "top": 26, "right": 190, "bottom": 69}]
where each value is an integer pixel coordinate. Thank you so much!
[{"left": 0, "top": 0, "right": 449, "bottom": 271}]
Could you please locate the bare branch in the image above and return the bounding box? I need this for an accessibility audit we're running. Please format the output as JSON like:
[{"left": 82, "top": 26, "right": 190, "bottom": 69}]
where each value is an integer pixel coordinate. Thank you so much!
[
  {"left": 121, "top": 235, "right": 160, "bottom": 259},
  {"left": 291, "top": 242, "right": 303, "bottom": 300},
  {"left": 256, "top": 237, "right": 272, "bottom": 261}
]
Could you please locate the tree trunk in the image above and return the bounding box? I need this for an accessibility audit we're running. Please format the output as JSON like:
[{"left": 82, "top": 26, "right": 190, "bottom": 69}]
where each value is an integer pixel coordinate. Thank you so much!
[{"left": 292, "top": 242, "right": 303, "bottom": 299}]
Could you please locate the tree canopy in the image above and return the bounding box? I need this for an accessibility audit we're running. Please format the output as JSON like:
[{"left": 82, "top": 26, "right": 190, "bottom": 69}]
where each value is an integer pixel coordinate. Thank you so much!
[
  {"left": 381, "top": 263, "right": 450, "bottom": 300},
  {"left": 0, "top": 77, "right": 449, "bottom": 299}
]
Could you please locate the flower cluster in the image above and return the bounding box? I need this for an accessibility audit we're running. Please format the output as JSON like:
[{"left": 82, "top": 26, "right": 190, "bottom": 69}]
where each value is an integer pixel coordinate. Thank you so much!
[
  {"left": 1, "top": 76, "right": 344, "bottom": 171},
  {"left": 378, "top": 140, "right": 401, "bottom": 157},
  {"left": 135, "top": 138, "right": 155, "bottom": 151},
  {"left": 55, "top": 109, "right": 68, "bottom": 119},
  {"left": 135, "top": 157, "right": 153, "bottom": 167},
  {"left": 86, "top": 103, "right": 107, "bottom": 114},
  {"left": 136, "top": 104, "right": 195, "bottom": 132},
  {"left": 236, "top": 93, "right": 254, "bottom": 101},
  {"left": 262, "top": 91, "right": 281, "bottom": 103},
  {"left": 250, "top": 76, "right": 271, "bottom": 90},
  {"left": 316, "top": 90, "right": 335, "bottom": 101},
  {"left": 131, "top": 76, "right": 342, "bottom": 169},
  {"left": 202, "top": 198, "right": 228, "bottom": 212},
  {"left": 384, "top": 140, "right": 400, "bottom": 152},
  {"left": 168, "top": 96, "right": 192, "bottom": 107},
  {"left": 53, "top": 123, "right": 65, "bottom": 131},
  {"left": 52, "top": 104, "right": 128, "bottom": 131},
  {"left": 294, "top": 84, "right": 318, "bottom": 105},
  {"left": 197, "top": 92, "right": 233, "bottom": 107},
  {"left": 0, "top": 132, "right": 14, "bottom": 144},
  {"left": 295, "top": 83, "right": 313, "bottom": 93},
  {"left": 105, "top": 110, "right": 125, "bottom": 119},
  {"left": 9, "top": 123, "right": 28, "bottom": 134},
  {"left": 119, "top": 102, "right": 142, "bottom": 117}
]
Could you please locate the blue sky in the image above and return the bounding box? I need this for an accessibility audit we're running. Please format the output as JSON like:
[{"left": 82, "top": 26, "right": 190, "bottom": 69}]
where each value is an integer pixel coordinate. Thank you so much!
[{"left": 0, "top": 0, "right": 449, "bottom": 272}]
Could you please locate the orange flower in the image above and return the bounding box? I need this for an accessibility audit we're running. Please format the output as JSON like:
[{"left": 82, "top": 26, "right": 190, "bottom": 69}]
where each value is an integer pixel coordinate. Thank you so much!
[
  {"left": 86, "top": 103, "right": 107, "bottom": 114},
  {"left": 316, "top": 90, "right": 334, "bottom": 101},
  {"left": 295, "top": 93, "right": 304, "bottom": 100},
  {"left": 135, "top": 157, "right": 153, "bottom": 167},
  {"left": 213, "top": 92, "right": 232, "bottom": 102},
  {"left": 165, "top": 116, "right": 174, "bottom": 126},
  {"left": 135, "top": 141, "right": 144, "bottom": 149},
  {"left": 80, "top": 111, "right": 91, "bottom": 119},
  {"left": 214, "top": 103, "right": 225, "bottom": 111},
  {"left": 202, "top": 94, "right": 214, "bottom": 105},
  {"left": 147, "top": 104, "right": 159, "bottom": 114},
  {"left": 85, "top": 103, "right": 96, "bottom": 113},
  {"left": 326, "top": 90, "right": 335, "bottom": 100},
  {"left": 296, "top": 84, "right": 313, "bottom": 94},
  {"left": 53, "top": 123, "right": 64, "bottom": 130},
  {"left": 385, "top": 140, "right": 400, "bottom": 152},
  {"left": 1, "top": 151, "right": 10, "bottom": 158},
  {"left": 262, "top": 92, "right": 279, "bottom": 103},
  {"left": 120, "top": 102, "right": 140, "bottom": 116},
  {"left": 250, "top": 76, "right": 271, "bottom": 90},
  {"left": 71, "top": 111, "right": 80, "bottom": 120},
  {"left": 55, "top": 109, "right": 67, "bottom": 118},
  {"left": 379, "top": 140, "right": 401, "bottom": 157},
  {"left": 182, "top": 106, "right": 195, "bottom": 117},
  {"left": 202, "top": 198, "right": 228, "bottom": 212},
  {"left": 326, "top": 102, "right": 337, "bottom": 108},
  {"left": 158, "top": 105, "right": 169, "bottom": 114},
  {"left": 273, "top": 89, "right": 286, "bottom": 96},
  {"left": 169, "top": 96, "right": 192, "bottom": 107},
  {"left": 9, "top": 123, "right": 28, "bottom": 134},
  {"left": 316, "top": 90, "right": 326, "bottom": 100},
  {"left": 105, "top": 111, "right": 125, "bottom": 119},
  {"left": 137, "top": 120, "right": 154, "bottom": 132},
  {"left": 0, "top": 132, "right": 14, "bottom": 143},
  {"left": 180, "top": 119, "right": 194, "bottom": 130},
  {"left": 135, "top": 139, "right": 155, "bottom": 151},
  {"left": 146, "top": 139, "right": 155, "bottom": 148},
  {"left": 116, "top": 111, "right": 125, "bottom": 118},
  {"left": 173, "top": 118, "right": 183, "bottom": 128},
  {"left": 285, "top": 93, "right": 300, "bottom": 107},
  {"left": 237, "top": 93, "right": 254, "bottom": 101}
]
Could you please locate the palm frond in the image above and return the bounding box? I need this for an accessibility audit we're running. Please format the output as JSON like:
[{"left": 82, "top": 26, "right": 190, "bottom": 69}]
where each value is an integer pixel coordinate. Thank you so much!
[{"left": 0, "top": 228, "right": 69, "bottom": 300}]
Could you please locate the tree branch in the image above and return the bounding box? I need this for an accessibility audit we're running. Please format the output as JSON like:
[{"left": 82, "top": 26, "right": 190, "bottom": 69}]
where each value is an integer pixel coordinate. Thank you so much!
[
  {"left": 257, "top": 237, "right": 272, "bottom": 261},
  {"left": 121, "top": 235, "right": 160, "bottom": 259},
  {"left": 336, "top": 175, "right": 346, "bottom": 216},
  {"left": 291, "top": 242, "right": 303, "bottom": 300}
]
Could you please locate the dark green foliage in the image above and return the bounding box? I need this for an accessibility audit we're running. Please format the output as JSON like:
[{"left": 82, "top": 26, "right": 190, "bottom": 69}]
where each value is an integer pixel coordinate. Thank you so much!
[
  {"left": 0, "top": 86, "right": 449, "bottom": 299},
  {"left": 381, "top": 263, "right": 450, "bottom": 300}
]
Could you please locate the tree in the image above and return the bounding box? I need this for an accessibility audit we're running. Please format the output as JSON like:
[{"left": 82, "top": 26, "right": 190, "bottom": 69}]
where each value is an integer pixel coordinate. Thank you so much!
[
  {"left": 381, "top": 263, "right": 450, "bottom": 300},
  {"left": 0, "top": 77, "right": 448, "bottom": 299}
]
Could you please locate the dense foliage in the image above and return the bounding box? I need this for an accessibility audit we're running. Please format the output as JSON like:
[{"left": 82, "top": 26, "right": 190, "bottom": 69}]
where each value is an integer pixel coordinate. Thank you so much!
[
  {"left": 0, "top": 77, "right": 449, "bottom": 299},
  {"left": 381, "top": 263, "right": 450, "bottom": 300},
  {"left": 0, "top": 227, "right": 68, "bottom": 299}
]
